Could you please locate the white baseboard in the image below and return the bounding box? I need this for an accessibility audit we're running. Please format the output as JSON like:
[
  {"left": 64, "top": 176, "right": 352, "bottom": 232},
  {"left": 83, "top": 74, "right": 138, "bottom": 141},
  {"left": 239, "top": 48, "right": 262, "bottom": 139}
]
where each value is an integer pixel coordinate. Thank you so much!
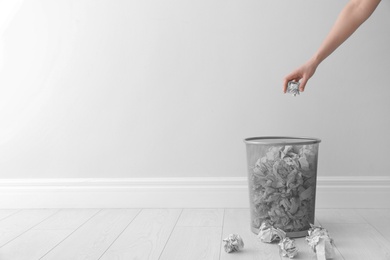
[{"left": 0, "top": 176, "right": 389, "bottom": 208}]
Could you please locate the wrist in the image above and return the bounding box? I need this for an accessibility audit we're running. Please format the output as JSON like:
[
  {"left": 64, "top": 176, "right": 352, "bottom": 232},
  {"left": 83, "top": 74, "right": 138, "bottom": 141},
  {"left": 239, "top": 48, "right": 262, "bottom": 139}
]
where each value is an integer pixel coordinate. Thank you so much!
[{"left": 309, "top": 55, "right": 321, "bottom": 68}]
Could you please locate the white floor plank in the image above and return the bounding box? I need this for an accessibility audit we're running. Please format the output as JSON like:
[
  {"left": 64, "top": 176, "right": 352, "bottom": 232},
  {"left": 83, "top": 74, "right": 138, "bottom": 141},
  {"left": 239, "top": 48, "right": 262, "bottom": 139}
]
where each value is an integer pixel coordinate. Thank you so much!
[
  {"left": 0, "top": 209, "right": 59, "bottom": 247},
  {"left": 220, "top": 209, "right": 281, "bottom": 260},
  {"left": 0, "top": 210, "right": 19, "bottom": 222},
  {"left": 159, "top": 209, "right": 224, "bottom": 260},
  {"left": 176, "top": 209, "right": 224, "bottom": 227},
  {"left": 315, "top": 209, "right": 366, "bottom": 224},
  {"left": 34, "top": 209, "right": 100, "bottom": 230},
  {"left": 323, "top": 223, "right": 390, "bottom": 260},
  {"left": 356, "top": 209, "right": 390, "bottom": 243},
  {"left": 40, "top": 209, "right": 140, "bottom": 260},
  {"left": 159, "top": 226, "right": 222, "bottom": 260},
  {"left": 0, "top": 209, "right": 99, "bottom": 260},
  {"left": 99, "top": 209, "right": 182, "bottom": 260},
  {"left": 0, "top": 208, "right": 387, "bottom": 260}
]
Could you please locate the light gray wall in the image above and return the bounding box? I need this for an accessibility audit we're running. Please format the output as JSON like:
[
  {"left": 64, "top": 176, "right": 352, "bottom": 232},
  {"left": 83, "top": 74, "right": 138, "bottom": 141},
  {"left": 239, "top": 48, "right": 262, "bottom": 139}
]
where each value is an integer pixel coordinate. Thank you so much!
[{"left": 1, "top": 0, "right": 389, "bottom": 178}]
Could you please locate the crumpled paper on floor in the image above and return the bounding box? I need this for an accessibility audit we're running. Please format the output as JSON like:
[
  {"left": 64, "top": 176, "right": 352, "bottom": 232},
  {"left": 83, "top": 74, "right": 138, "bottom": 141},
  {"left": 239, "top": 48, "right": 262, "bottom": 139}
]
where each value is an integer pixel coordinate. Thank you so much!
[
  {"left": 287, "top": 81, "right": 300, "bottom": 96},
  {"left": 257, "top": 222, "right": 286, "bottom": 243},
  {"left": 222, "top": 234, "right": 244, "bottom": 253},
  {"left": 306, "top": 224, "right": 336, "bottom": 260},
  {"left": 279, "top": 237, "right": 298, "bottom": 258}
]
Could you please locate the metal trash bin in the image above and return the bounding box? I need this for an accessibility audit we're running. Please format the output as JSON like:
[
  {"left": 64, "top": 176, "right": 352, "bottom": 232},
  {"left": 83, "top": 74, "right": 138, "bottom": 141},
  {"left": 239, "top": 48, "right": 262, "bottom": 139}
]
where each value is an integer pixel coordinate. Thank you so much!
[{"left": 244, "top": 136, "right": 321, "bottom": 238}]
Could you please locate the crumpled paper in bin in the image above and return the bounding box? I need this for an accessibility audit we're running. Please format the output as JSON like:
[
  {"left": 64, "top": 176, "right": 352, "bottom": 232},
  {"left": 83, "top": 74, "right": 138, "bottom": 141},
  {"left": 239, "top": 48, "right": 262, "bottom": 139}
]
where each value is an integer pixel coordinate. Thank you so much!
[
  {"left": 257, "top": 222, "right": 286, "bottom": 243},
  {"left": 222, "top": 234, "right": 244, "bottom": 253},
  {"left": 279, "top": 237, "right": 298, "bottom": 258},
  {"left": 250, "top": 144, "right": 318, "bottom": 233},
  {"left": 306, "top": 224, "right": 336, "bottom": 260}
]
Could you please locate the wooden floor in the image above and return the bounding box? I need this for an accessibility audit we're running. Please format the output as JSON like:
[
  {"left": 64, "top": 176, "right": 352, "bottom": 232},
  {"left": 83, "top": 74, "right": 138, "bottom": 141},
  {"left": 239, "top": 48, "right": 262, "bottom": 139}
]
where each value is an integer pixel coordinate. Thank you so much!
[{"left": 0, "top": 209, "right": 389, "bottom": 260}]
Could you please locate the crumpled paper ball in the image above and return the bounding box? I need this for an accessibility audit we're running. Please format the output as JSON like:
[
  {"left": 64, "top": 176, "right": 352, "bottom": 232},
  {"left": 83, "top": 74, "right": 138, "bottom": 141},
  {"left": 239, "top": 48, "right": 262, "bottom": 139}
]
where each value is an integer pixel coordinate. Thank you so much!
[
  {"left": 306, "top": 224, "right": 335, "bottom": 260},
  {"left": 287, "top": 81, "right": 300, "bottom": 96},
  {"left": 257, "top": 222, "right": 286, "bottom": 243},
  {"left": 222, "top": 234, "right": 244, "bottom": 253},
  {"left": 279, "top": 237, "right": 298, "bottom": 258}
]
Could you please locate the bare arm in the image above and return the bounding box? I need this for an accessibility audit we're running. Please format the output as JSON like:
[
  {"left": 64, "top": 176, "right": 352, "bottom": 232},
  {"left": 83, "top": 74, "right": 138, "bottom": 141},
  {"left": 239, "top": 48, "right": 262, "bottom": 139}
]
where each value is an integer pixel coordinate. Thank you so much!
[{"left": 283, "top": 0, "right": 381, "bottom": 93}]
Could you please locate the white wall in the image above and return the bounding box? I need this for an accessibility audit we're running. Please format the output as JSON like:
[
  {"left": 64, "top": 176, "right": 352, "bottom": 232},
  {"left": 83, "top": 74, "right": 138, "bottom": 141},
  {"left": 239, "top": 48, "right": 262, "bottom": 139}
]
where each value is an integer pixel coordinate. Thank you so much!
[{"left": 0, "top": 0, "right": 389, "bottom": 179}]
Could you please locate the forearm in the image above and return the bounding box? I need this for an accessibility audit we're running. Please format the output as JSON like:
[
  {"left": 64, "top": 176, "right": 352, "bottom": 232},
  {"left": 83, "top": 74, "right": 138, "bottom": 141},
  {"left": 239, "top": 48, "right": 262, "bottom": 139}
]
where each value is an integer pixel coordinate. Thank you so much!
[{"left": 311, "top": 0, "right": 381, "bottom": 66}]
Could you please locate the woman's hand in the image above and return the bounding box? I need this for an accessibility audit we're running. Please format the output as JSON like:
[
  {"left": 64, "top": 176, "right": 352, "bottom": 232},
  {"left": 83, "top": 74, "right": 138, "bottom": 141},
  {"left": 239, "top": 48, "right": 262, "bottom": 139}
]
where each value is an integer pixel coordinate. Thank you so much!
[{"left": 283, "top": 58, "right": 319, "bottom": 93}]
